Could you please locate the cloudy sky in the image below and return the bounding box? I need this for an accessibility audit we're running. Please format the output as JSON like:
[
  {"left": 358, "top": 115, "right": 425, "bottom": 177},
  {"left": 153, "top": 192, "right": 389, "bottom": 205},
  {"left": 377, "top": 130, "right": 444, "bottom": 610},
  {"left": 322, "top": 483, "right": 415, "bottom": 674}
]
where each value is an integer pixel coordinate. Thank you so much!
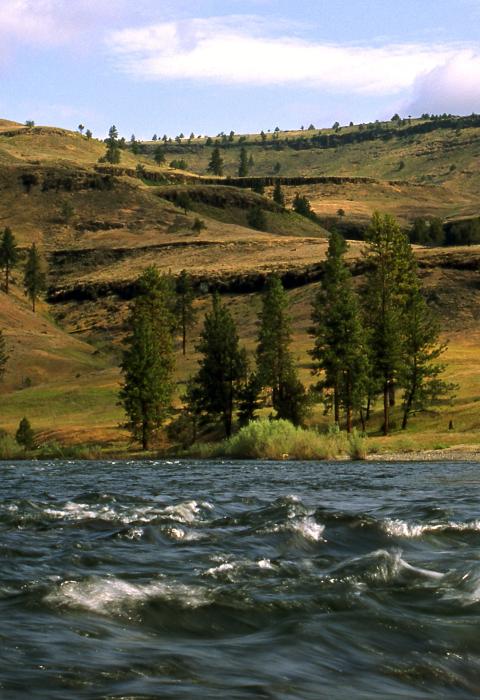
[{"left": 1, "top": 0, "right": 480, "bottom": 138}]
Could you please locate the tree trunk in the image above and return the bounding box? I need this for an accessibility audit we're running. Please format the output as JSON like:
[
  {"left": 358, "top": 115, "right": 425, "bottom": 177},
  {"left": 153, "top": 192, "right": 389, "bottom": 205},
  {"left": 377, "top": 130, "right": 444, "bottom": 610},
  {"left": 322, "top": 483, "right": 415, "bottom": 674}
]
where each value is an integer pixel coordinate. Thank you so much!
[
  {"left": 360, "top": 408, "right": 366, "bottom": 433},
  {"left": 366, "top": 395, "right": 372, "bottom": 421},
  {"left": 142, "top": 419, "right": 149, "bottom": 450},
  {"left": 182, "top": 307, "right": 186, "bottom": 355},
  {"left": 32, "top": 295, "right": 36, "bottom": 313},
  {"left": 346, "top": 405, "right": 352, "bottom": 433},
  {"left": 389, "top": 382, "right": 396, "bottom": 407},
  {"left": 5, "top": 263, "right": 9, "bottom": 294},
  {"left": 334, "top": 383, "right": 340, "bottom": 425},
  {"left": 383, "top": 381, "right": 389, "bottom": 436}
]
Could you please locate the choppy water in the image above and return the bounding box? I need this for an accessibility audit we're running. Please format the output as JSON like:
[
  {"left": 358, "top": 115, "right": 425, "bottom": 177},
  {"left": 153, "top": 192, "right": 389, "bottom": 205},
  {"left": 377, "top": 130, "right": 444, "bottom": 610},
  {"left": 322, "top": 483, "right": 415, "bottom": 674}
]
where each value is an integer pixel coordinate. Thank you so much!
[{"left": 2, "top": 461, "right": 480, "bottom": 698}]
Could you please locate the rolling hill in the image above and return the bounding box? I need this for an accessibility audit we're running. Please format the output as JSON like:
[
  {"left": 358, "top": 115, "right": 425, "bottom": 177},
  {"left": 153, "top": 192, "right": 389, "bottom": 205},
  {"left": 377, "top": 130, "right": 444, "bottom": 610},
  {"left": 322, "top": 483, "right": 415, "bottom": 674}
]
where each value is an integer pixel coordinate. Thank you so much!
[{"left": 1, "top": 115, "right": 480, "bottom": 452}]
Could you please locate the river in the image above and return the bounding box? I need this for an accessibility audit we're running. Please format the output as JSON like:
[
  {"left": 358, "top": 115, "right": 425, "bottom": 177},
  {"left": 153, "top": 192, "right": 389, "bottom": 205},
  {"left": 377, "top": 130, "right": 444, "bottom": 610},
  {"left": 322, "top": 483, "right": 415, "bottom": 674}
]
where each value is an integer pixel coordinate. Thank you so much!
[{"left": 2, "top": 459, "right": 480, "bottom": 698}]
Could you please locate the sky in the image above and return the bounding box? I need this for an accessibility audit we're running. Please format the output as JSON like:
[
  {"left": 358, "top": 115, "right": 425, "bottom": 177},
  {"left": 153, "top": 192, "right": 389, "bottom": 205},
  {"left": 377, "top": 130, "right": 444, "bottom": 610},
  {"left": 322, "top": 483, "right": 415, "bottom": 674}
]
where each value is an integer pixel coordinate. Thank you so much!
[{"left": 1, "top": 0, "right": 480, "bottom": 139}]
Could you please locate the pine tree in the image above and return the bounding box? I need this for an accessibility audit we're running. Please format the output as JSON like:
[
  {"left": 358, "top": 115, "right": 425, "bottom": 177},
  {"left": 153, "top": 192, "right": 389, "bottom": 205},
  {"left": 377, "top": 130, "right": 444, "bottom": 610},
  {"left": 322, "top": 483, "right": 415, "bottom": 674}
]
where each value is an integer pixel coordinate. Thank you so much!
[
  {"left": 24, "top": 244, "right": 47, "bottom": 312},
  {"left": 105, "top": 125, "right": 121, "bottom": 164},
  {"left": 247, "top": 206, "right": 267, "bottom": 231},
  {"left": 310, "top": 232, "right": 369, "bottom": 431},
  {"left": 238, "top": 146, "right": 249, "bottom": 177},
  {"left": 175, "top": 269, "right": 196, "bottom": 355},
  {"left": 120, "top": 267, "right": 175, "bottom": 450},
  {"left": 273, "top": 180, "right": 285, "bottom": 208},
  {"left": 154, "top": 145, "right": 166, "bottom": 164},
  {"left": 0, "top": 330, "right": 8, "bottom": 383},
  {"left": 257, "top": 274, "right": 306, "bottom": 424},
  {"left": 194, "top": 293, "right": 247, "bottom": 437},
  {"left": 363, "top": 212, "right": 416, "bottom": 435},
  {"left": 399, "top": 278, "right": 455, "bottom": 429},
  {"left": 0, "top": 227, "right": 19, "bottom": 294},
  {"left": 16, "top": 417, "right": 35, "bottom": 450},
  {"left": 207, "top": 147, "right": 224, "bottom": 176}
]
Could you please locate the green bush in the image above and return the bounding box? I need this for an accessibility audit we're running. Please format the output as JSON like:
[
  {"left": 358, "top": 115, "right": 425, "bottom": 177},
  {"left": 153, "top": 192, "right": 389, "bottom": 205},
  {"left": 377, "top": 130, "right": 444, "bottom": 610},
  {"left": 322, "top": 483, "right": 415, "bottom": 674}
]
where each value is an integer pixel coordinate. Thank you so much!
[{"left": 215, "top": 419, "right": 352, "bottom": 460}]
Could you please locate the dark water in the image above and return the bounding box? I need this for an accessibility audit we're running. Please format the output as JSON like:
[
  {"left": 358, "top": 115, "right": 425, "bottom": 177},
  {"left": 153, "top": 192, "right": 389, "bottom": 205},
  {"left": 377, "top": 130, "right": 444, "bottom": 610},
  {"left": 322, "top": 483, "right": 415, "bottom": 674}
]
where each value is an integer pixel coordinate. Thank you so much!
[{"left": 3, "top": 461, "right": 480, "bottom": 699}]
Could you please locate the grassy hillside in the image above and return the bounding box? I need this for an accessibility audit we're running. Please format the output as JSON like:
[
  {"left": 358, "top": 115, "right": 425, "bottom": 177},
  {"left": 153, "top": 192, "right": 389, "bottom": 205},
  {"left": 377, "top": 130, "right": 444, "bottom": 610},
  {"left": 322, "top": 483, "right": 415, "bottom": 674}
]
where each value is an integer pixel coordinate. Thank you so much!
[{"left": 0, "top": 115, "right": 480, "bottom": 454}]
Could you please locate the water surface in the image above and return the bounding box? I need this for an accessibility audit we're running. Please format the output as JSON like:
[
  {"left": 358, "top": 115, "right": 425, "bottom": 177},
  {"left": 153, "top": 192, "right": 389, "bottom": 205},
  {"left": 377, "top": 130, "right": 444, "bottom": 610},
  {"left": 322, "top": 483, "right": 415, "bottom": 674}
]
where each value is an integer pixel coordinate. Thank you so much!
[{"left": 2, "top": 459, "right": 480, "bottom": 698}]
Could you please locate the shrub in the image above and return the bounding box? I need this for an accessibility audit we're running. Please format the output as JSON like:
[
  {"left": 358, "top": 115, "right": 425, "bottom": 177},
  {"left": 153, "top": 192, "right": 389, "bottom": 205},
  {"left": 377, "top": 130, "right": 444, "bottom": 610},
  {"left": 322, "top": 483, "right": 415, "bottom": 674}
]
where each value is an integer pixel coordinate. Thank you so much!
[
  {"left": 348, "top": 429, "right": 367, "bottom": 460},
  {"left": 216, "top": 419, "right": 350, "bottom": 460},
  {"left": 15, "top": 417, "right": 35, "bottom": 450}
]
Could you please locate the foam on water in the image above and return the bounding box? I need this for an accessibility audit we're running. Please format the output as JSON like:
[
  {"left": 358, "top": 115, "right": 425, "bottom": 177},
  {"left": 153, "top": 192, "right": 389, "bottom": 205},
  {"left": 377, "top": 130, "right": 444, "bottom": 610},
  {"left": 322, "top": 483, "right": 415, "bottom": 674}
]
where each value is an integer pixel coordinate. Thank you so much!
[
  {"left": 383, "top": 518, "right": 480, "bottom": 538},
  {"left": 45, "top": 576, "right": 209, "bottom": 615}
]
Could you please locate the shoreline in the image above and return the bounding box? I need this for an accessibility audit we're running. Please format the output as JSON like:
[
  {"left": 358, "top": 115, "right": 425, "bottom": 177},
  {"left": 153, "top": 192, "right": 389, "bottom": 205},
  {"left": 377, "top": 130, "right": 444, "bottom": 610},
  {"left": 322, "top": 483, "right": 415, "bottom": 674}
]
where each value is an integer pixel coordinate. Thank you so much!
[{"left": 2, "top": 446, "right": 480, "bottom": 462}]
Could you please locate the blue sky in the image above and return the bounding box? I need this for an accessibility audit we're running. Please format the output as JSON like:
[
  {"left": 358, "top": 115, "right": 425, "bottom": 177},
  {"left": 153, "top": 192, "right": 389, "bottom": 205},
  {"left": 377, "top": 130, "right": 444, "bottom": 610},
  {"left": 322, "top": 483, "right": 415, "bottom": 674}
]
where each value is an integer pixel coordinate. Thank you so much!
[{"left": 1, "top": 0, "right": 480, "bottom": 139}]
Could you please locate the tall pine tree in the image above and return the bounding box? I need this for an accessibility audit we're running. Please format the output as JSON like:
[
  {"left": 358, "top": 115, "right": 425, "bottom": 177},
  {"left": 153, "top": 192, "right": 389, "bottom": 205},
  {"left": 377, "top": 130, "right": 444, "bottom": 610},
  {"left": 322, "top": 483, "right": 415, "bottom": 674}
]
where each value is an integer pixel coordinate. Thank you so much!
[
  {"left": 238, "top": 146, "right": 249, "bottom": 177},
  {"left": 310, "top": 232, "right": 369, "bottom": 432},
  {"left": 24, "top": 243, "right": 47, "bottom": 312},
  {"left": 273, "top": 180, "right": 285, "bottom": 209},
  {"left": 120, "top": 267, "right": 175, "bottom": 450},
  {"left": 207, "top": 147, "right": 224, "bottom": 176},
  {"left": 194, "top": 293, "right": 247, "bottom": 437},
  {"left": 257, "top": 274, "right": 306, "bottom": 424},
  {"left": 0, "top": 227, "right": 18, "bottom": 294},
  {"left": 399, "top": 275, "right": 455, "bottom": 429},
  {"left": 363, "top": 212, "right": 416, "bottom": 435}
]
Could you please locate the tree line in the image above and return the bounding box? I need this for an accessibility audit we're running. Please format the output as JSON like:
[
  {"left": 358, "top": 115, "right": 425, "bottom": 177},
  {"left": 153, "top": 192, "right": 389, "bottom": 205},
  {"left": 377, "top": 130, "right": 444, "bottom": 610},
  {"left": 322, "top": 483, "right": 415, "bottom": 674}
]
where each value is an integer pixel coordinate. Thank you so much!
[{"left": 120, "top": 213, "right": 453, "bottom": 449}]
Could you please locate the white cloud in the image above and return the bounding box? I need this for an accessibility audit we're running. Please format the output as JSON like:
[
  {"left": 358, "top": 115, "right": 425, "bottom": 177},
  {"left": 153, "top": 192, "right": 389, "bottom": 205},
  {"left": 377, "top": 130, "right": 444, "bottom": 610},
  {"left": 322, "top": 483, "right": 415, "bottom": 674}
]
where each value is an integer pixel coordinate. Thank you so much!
[
  {"left": 107, "top": 17, "right": 477, "bottom": 97},
  {"left": 0, "top": 0, "right": 126, "bottom": 46},
  {"left": 406, "top": 52, "right": 480, "bottom": 115}
]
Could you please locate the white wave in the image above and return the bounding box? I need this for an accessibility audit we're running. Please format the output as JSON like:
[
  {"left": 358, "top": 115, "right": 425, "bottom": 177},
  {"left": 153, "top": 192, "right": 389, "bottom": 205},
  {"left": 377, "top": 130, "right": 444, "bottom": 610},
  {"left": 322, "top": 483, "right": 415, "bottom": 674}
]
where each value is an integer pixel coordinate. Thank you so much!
[
  {"left": 290, "top": 517, "right": 325, "bottom": 542},
  {"left": 124, "top": 527, "right": 144, "bottom": 540},
  {"left": 41, "top": 498, "right": 214, "bottom": 526},
  {"left": 205, "top": 562, "right": 236, "bottom": 577},
  {"left": 164, "top": 500, "right": 213, "bottom": 524},
  {"left": 45, "top": 577, "right": 209, "bottom": 614},
  {"left": 165, "top": 526, "right": 204, "bottom": 541},
  {"left": 383, "top": 518, "right": 480, "bottom": 538},
  {"left": 257, "top": 558, "right": 274, "bottom": 569}
]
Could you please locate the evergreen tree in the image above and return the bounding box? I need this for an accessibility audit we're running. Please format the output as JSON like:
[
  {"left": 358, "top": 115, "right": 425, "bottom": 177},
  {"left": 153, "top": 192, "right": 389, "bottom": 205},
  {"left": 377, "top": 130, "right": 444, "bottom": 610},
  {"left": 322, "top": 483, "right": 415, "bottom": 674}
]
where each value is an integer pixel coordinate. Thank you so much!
[
  {"left": 0, "top": 330, "right": 8, "bottom": 383},
  {"left": 24, "top": 244, "right": 47, "bottom": 312},
  {"left": 192, "top": 218, "right": 206, "bottom": 234},
  {"left": 0, "top": 227, "right": 19, "bottom": 294},
  {"left": 237, "top": 371, "right": 262, "bottom": 427},
  {"left": 293, "top": 193, "right": 316, "bottom": 220},
  {"left": 175, "top": 269, "right": 196, "bottom": 355},
  {"left": 16, "top": 417, "right": 35, "bottom": 450},
  {"left": 85, "top": 129, "right": 92, "bottom": 139},
  {"left": 257, "top": 274, "right": 306, "bottom": 424},
  {"left": 120, "top": 267, "right": 175, "bottom": 450},
  {"left": 252, "top": 180, "right": 265, "bottom": 195},
  {"left": 154, "top": 145, "right": 166, "bottom": 164},
  {"left": 247, "top": 206, "right": 267, "bottom": 231},
  {"left": 176, "top": 192, "right": 191, "bottom": 215},
  {"left": 273, "top": 180, "right": 285, "bottom": 208},
  {"left": 399, "top": 278, "right": 455, "bottom": 429},
  {"left": 363, "top": 212, "right": 416, "bottom": 435},
  {"left": 105, "top": 125, "right": 121, "bottom": 164},
  {"left": 207, "top": 147, "right": 224, "bottom": 176},
  {"left": 310, "top": 232, "right": 369, "bottom": 431},
  {"left": 238, "top": 146, "right": 249, "bottom": 177},
  {"left": 194, "top": 293, "right": 247, "bottom": 437}
]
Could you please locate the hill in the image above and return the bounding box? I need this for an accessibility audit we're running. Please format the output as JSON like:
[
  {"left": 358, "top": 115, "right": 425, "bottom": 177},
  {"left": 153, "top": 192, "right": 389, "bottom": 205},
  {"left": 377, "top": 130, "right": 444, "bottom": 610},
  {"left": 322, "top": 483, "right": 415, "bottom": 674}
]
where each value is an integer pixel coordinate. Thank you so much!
[{"left": 0, "top": 115, "right": 480, "bottom": 453}]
